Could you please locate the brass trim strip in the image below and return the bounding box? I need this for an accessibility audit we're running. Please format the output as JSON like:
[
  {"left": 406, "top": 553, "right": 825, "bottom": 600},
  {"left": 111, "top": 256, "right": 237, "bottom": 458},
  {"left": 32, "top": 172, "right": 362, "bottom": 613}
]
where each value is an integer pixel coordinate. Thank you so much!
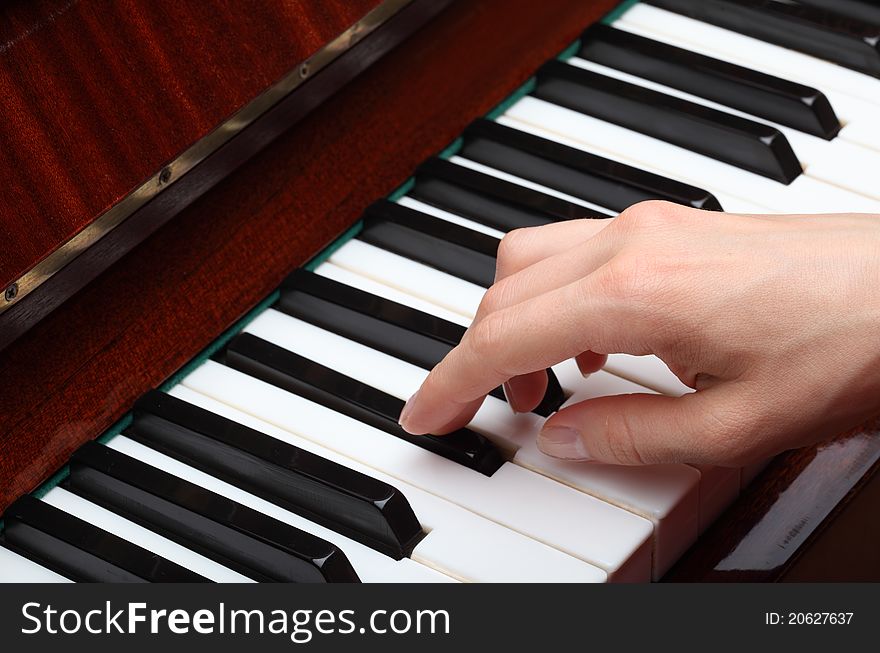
[{"left": 1, "top": 0, "right": 413, "bottom": 315}]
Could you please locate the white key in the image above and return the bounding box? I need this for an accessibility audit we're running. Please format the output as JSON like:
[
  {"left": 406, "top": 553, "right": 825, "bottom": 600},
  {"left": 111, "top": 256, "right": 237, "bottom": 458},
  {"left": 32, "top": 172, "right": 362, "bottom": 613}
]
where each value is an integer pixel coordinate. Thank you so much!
[
  {"left": 565, "top": 57, "right": 880, "bottom": 203},
  {"left": 553, "top": 358, "right": 737, "bottom": 535},
  {"left": 0, "top": 546, "right": 70, "bottom": 583},
  {"left": 40, "top": 487, "right": 253, "bottom": 583},
  {"left": 502, "top": 98, "right": 879, "bottom": 214},
  {"left": 104, "top": 435, "right": 454, "bottom": 584},
  {"left": 537, "top": 372, "right": 700, "bottom": 577},
  {"left": 611, "top": 21, "right": 880, "bottom": 153},
  {"left": 693, "top": 465, "right": 742, "bottom": 534},
  {"left": 838, "top": 120, "right": 880, "bottom": 153},
  {"left": 329, "top": 239, "right": 484, "bottom": 318},
  {"left": 616, "top": 5, "right": 880, "bottom": 108},
  {"left": 168, "top": 385, "right": 607, "bottom": 583},
  {"left": 314, "top": 263, "right": 471, "bottom": 327},
  {"left": 182, "top": 361, "right": 654, "bottom": 581},
  {"left": 603, "top": 354, "right": 692, "bottom": 398},
  {"left": 397, "top": 197, "right": 507, "bottom": 239},
  {"left": 244, "top": 311, "right": 687, "bottom": 577},
  {"left": 553, "top": 347, "right": 694, "bottom": 398}
]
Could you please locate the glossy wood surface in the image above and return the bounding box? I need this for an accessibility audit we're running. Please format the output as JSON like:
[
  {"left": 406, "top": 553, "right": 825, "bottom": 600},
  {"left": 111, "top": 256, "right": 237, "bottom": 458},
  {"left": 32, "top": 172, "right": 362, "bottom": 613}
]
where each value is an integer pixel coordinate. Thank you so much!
[
  {"left": 667, "top": 423, "right": 880, "bottom": 581},
  {"left": 0, "top": 0, "right": 380, "bottom": 290},
  {"left": 0, "top": 0, "right": 621, "bottom": 512},
  {"left": 0, "top": 0, "right": 446, "bottom": 351}
]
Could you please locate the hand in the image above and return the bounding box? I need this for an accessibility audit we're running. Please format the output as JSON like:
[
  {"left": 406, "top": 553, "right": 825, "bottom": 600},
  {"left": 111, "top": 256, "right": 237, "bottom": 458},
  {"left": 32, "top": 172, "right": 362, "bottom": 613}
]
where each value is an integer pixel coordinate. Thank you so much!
[{"left": 398, "top": 201, "right": 880, "bottom": 466}]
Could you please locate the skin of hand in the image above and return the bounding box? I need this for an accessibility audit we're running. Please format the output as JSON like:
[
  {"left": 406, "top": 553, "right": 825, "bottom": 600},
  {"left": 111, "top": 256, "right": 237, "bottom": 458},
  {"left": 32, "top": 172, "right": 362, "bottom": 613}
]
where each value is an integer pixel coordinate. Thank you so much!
[{"left": 397, "top": 201, "right": 880, "bottom": 467}]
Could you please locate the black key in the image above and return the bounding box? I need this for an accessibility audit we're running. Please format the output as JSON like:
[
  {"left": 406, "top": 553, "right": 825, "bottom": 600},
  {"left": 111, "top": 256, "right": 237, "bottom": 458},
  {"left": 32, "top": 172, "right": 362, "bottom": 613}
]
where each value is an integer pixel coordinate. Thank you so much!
[
  {"left": 279, "top": 270, "right": 566, "bottom": 416},
  {"left": 224, "top": 333, "right": 506, "bottom": 476},
  {"left": 534, "top": 59, "right": 802, "bottom": 184},
  {"left": 461, "top": 119, "right": 723, "bottom": 211},
  {"left": 646, "top": 0, "right": 880, "bottom": 78},
  {"left": 579, "top": 24, "right": 841, "bottom": 140},
  {"left": 359, "top": 201, "right": 498, "bottom": 287},
  {"left": 284, "top": 268, "right": 466, "bottom": 346},
  {"left": 796, "top": 0, "right": 880, "bottom": 27},
  {"left": 67, "top": 442, "right": 360, "bottom": 583},
  {"left": 411, "top": 157, "right": 611, "bottom": 230},
  {"left": 1, "top": 496, "right": 207, "bottom": 583},
  {"left": 129, "top": 390, "right": 425, "bottom": 560}
]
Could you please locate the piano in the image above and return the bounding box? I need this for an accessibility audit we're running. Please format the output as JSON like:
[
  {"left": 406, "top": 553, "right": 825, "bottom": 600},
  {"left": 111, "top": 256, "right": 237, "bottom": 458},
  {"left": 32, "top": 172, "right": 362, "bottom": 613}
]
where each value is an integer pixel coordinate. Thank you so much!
[{"left": 1, "top": 0, "right": 879, "bottom": 582}]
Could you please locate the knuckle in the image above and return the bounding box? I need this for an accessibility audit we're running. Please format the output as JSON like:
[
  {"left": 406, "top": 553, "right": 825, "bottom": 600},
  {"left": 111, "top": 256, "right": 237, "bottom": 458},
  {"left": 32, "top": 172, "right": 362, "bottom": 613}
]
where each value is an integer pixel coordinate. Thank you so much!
[
  {"left": 615, "top": 200, "right": 691, "bottom": 233},
  {"left": 465, "top": 312, "right": 509, "bottom": 363},
  {"left": 477, "top": 280, "right": 509, "bottom": 316},
  {"left": 593, "top": 253, "right": 664, "bottom": 306},
  {"left": 495, "top": 227, "right": 533, "bottom": 278}
]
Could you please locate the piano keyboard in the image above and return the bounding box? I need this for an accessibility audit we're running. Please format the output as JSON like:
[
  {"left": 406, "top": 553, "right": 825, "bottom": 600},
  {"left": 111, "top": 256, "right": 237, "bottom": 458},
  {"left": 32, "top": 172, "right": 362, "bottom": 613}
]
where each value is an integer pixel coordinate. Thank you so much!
[{"left": 4, "top": 0, "right": 880, "bottom": 583}]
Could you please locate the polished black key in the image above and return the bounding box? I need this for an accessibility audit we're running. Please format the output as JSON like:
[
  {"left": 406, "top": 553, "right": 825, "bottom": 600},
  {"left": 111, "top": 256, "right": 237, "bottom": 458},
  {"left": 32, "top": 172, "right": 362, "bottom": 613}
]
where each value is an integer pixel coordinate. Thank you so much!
[
  {"left": 646, "top": 0, "right": 880, "bottom": 78},
  {"left": 411, "top": 157, "right": 611, "bottom": 230},
  {"left": 284, "top": 268, "right": 466, "bottom": 346},
  {"left": 579, "top": 24, "right": 841, "bottom": 140},
  {"left": 1, "top": 496, "right": 206, "bottom": 583},
  {"left": 68, "top": 442, "right": 360, "bottom": 583},
  {"left": 359, "top": 201, "right": 498, "bottom": 286},
  {"left": 279, "top": 270, "right": 566, "bottom": 416},
  {"left": 461, "top": 119, "right": 723, "bottom": 211},
  {"left": 129, "top": 390, "right": 425, "bottom": 560},
  {"left": 534, "top": 59, "right": 802, "bottom": 184},
  {"left": 796, "top": 0, "right": 880, "bottom": 26},
  {"left": 224, "top": 333, "right": 505, "bottom": 476}
]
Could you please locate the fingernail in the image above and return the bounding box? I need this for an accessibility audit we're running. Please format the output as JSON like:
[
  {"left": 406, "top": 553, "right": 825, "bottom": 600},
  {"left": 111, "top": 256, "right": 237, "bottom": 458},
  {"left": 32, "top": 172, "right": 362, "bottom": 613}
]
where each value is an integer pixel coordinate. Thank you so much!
[
  {"left": 537, "top": 426, "right": 591, "bottom": 460},
  {"left": 399, "top": 390, "right": 419, "bottom": 431},
  {"left": 502, "top": 382, "right": 520, "bottom": 414}
]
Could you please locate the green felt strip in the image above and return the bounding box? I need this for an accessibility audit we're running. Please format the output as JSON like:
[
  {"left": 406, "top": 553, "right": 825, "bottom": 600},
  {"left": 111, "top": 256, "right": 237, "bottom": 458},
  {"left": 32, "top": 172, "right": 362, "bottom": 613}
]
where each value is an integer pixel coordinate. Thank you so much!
[
  {"left": 602, "top": 0, "right": 641, "bottom": 25},
  {"left": 387, "top": 177, "right": 416, "bottom": 203},
  {"left": 304, "top": 221, "right": 365, "bottom": 272},
  {"left": 438, "top": 137, "right": 464, "bottom": 161},
  {"left": 485, "top": 77, "right": 537, "bottom": 121},
  {"left": 557, "top": 38, "right": 583, "bottom": 62},
  {"left": 159, "top": 290, "right": 281, "bottom": 393}
]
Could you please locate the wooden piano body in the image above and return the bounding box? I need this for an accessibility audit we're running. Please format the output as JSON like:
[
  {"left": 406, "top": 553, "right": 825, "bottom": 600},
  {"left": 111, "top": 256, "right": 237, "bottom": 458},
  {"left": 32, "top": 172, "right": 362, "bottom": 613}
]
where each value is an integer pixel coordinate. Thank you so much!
[{"left": 0, "top": 0, "right": 878, "bottom": 581}]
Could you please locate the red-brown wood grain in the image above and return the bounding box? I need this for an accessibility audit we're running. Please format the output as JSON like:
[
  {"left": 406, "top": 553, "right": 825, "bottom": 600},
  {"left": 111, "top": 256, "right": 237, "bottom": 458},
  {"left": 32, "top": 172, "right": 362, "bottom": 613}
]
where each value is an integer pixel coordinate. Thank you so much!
[
  {"left": 0, "top": 0, "right": 381, "bottom": 289},
  {"left": 0, "top": 0, "right": 621, "bottom": 512}
]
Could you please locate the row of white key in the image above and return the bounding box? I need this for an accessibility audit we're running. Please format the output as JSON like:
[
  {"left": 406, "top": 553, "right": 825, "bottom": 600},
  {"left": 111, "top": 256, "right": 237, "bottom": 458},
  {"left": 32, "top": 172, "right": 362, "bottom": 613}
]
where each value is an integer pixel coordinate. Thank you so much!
[
  {"left": 501, "top": 99, "right": 879, "bottom": 215},
  {"left": 315, "top": 252, "right": 741, "bottom": 563},
  {"left": 181, "top": 359, "right": 655, "bottom": 581},
  {"left": 9, "top": 398, "right": 611, "bottom": 583},
  {"left": 167, "top": 386, "right": 608, "bottom": 583},
  {"left": 243, "top": 307, "right": 699, "bottom": 577},
  {"left": 613, "top": 4, "right": 880, "bottom": 152},
  {"left": 563, "top": 56, "right": 880, "bottom": 202}
]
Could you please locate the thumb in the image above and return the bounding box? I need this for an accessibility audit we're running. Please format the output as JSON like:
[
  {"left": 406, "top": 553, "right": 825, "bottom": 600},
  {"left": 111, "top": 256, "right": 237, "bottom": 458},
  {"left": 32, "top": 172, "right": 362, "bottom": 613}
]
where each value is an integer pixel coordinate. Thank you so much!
[{"left": 537, "top": 387, "right": 740, "bottom": 465}]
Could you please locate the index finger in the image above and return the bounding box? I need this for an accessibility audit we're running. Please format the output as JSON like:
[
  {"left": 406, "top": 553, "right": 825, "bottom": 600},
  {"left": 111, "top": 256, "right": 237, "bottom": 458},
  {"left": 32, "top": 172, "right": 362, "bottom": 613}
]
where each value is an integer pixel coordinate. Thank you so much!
[{"left": 398, "top": 266, "right": 653, "bottom": 435}]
